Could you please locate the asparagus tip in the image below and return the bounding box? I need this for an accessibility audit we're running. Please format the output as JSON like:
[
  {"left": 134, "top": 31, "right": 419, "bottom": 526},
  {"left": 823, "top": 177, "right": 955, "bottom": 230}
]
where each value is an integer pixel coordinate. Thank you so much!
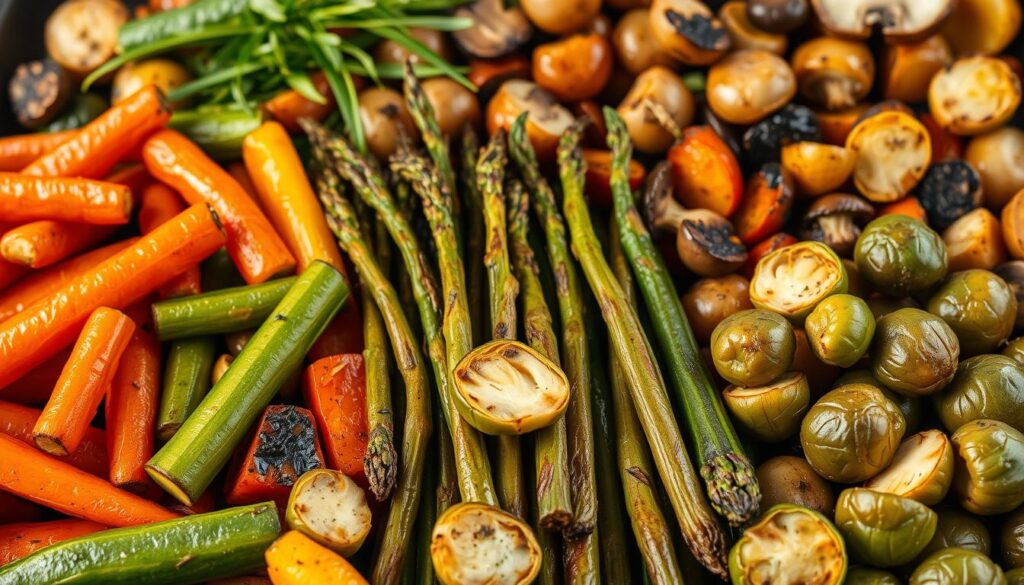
[
  {"left": 701, "top": 452, "right": 761, "bottom": 527},
  {"left": 364, "top": 425, "right": 398, "bottom": 502}
]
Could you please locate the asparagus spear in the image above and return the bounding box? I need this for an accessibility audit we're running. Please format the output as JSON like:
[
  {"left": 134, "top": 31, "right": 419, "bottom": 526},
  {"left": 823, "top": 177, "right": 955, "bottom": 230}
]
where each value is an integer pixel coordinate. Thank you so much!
[
  {"left": 605, "top": 108, "right": 759, "bottom": 526},
  {"left": 509, "top": 113, "right": 601, "bottom": 583},
  {"left": 609, "top": 219, "right": 685, "bottom": 584},
  {"left": 315, "top": 173, "right": 431, "bottom": 585},
  {"left": 557, "top": 118, "right": 729, "bottom": 578},
  {"left": 461, "top": 126, "right": 487, "bottom": 347}
]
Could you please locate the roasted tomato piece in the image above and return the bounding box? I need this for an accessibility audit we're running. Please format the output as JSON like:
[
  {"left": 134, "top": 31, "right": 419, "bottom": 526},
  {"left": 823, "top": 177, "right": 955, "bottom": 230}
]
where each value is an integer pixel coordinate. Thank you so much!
[
  {"left": 669, "top": 125, "right": 743, "bottom": 217},
  {"left": 744, "top": 232, "right": 797, "bottom": 278},
  {"left": 582, "top": 148, "right": 646, "bottom": 208},
  {"left": 733, "top": 162, "right": 794, "bottom": 244}
]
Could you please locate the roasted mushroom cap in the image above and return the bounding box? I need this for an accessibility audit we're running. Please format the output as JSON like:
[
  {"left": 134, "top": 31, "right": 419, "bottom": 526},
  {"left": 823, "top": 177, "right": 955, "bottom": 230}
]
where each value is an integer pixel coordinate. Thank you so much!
[
  {"left": 865, "top": 430, "right": 954, "bottom": 506},
  {"left": 747, "top": 0, "right": 810, "bottom": 34},
  {"left": 845, "top": 111, "right": 931, "bottom": 203},
  {"left": 802, "top": 193, "right": 874, "bottom": 257},
  {"left": 811, "top": 0, "right": 953, "bottom": 43},
  {"left": 929, "top": 56, "right": 1023, "bottom": 136},
  {"left": 486, "top": 79, "right": 574, "bottom": 160},
  {"left": 431, "top": 502, "right": 542, "bottom": 585},
  {"left": 677, "top": 208, "right": 748, "bottom": 276},
  {"left": 617, "top": 66, "right": 696, "bottom": 154},
  {"left": 755, "top": 456, "right": 835, "bottom": 517},
  {"left": 642, "top": 161, "right": 683, "bottom": 233},
  {"left": 728, "top": 504, "right": 847, "bottom": 585},
  {"left": 706, "top": 50, "right": 796, "bottom": 125},
  {"left": 453, "top": 340, "right": 569, "bottom": 435},
  {"left": 750, "top": 241, "right": 847, "bottom": 321},
  {"left": 285, "top": 469, "right": 372, "bottom": 557},
  {"left": 452, "top": 0, "right": 532, "bottom": 59},
  {"left": 719, "top": 1, "right": 788, "bottom": 55},
  {"left": 781, "top": 141, "right": 855, "bottom": 197},
  {"left": 649, "top": 0, "right": 731, "bottom": 66},
  {"left": 791, "top": 38, "right": 875, "bottom": 112}
]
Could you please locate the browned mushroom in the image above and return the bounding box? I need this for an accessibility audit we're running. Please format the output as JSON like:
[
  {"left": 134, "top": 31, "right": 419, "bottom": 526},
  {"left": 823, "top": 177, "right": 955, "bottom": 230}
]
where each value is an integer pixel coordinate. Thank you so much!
[
  {"left": 929, "top": 56, "right": 1022, "bottom": 136},
  {"left": 941, "top": 0, "right": 1022, "bottom": 56},
  {"left": 747, "top": 0, "right": 809, "bottom": 33},
  {"left": 845, "top": 110, "right": 931, "bottom": 203},
  {"left": 375, "top": 28, "right": 453, "bottom": 66},
  {"left": 706, "top": 49, "right": 796, "bottom": 125},
  {"left": 719, "top": 1, "right": 788, "bottom": 55},
  {"left": 811, "top": 0, "right": 954, "bottom": 43},
  {"left": 7, "top": 59, "right": 73, "bottom": 129},
  {"left": 613, "top": 9, "right": 679, "bottom": 75},
  {"left": 790, "top": 37, "right": 874, "bottom": 111},
  {"left": 801, "top": 193, "right": 874, "bottom": 257},
  {"left": 452, "top": 0, "right": 532, "bottom": 59},
  {"left": 649, "top": 0, "right": 732, "bottom": 66}
]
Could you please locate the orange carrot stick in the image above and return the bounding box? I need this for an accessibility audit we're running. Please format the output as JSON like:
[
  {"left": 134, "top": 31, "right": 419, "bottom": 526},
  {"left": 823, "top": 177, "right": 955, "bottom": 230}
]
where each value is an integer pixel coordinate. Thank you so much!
[
  {"left": 0, "top": 173, "right": 133, "bottom": 225},
  {"left": 227, "top": 162, "right": 263, "bottom": 206},
  {"left": 0, "top": 220, "right": 115, "bottom": 268},
  {"left": 0, "top": 519, "right": 107, "bottom": 567},
  {"left": 0, "top": 348, "right": 70, "bottom": 406},
  {"left": 0, "top": 203, "right": 226, "bottom": 390},
  {"left": 265, "top": 531, "right": 369, "bottom": 585},
  {"left": 0, "top": 130, "right": 77, "bottom": 172},
  {"left": 260, "top": 72, "right": 336, "bottom": 134},
  {"left": 105, "top": 325, "right": 160, "bottom": 492},
  {"left": 143, "top": 129, "right": 295, "bottom": 284},
  {"left": 0, "top": 433, "right": 179, "bottom": 526},
  {"left": 0, "top": 400, "right": 108, "bottom": 476},
  {"left": 22, "top": 86, "right": 171, "bottom": 179},
  {"left": 0, "top": 492, "right": 42, "bottom": 525},
  {"left": 33, "top": 307, "right": 136, "bottom": 456},
  {"left": 302, "top": 354, "right": 368, "bottom": 487},
  {"left": 0, "top": 260, "right": 28, "bottom": 292},
  {"left": 138, "top": 183, "right": 201, "bottom": 298}
]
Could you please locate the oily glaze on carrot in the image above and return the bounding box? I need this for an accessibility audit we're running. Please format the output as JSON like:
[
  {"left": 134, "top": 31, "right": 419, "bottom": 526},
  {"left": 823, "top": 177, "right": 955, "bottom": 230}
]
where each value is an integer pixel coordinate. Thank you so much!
[
  {"left": 33, "top": 307, "right": 136, "bottom": 457},
  {"left": 138, "top": 183, "right": 202, "bottom": 298},
  {"left": 143, "top": 129, "right": 295, "bottom": 284},
  {"left": 0, "top": 220, "right": 116, "bottom": 268},
  {"left": 302, "top": 354, "right": 368, "bottom": 487},
  {"left": 265, "top": 531, "right": 369, "bottom": 585},
  {"left": 0, "top": 519, "right": 107, "bottom": 567},
  {"left": 0, "top": 173, "right": 133, "bottom": 225},
  {"left": 0, "top": 259, "right": 28, "bottom": 292},
  {"left": 106, "top": 325, "right": 161, "bottom": 493},
  {"left": 0, "top": 203, "right": 226, "bottom": 390},
  {"left": 0, "top": 492, "right": 41, "bottom": 525},
  {"left": 0, "top": 432, "right": 179, "bottom": 527},
  {"left": 0, "top": 400, "right": 108, "bottom": 476},
  {"left": 0, "top": 130, "right": 76, "bottom": 172},
  {"left": 260, "top": 72, "right": 336, "bottom": 133},
  {"left": 21, "top": 86, "right": 171, "bottom": 179}
]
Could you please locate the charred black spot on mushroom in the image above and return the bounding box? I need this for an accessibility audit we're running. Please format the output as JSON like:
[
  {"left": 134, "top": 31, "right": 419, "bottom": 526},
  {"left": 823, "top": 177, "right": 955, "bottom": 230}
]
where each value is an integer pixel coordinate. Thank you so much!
[
  {"left": 683, "top": 218, "right": 746, "bottom": 261},
  {"left": 665, "top": 10, "right": 730, "bottom": 51},
  {"left": 743, "top": 104, "right": 821, "bottom": 170},
  {"left": 252, "top": 405, "right": 323, "bottom": 486},
  {"left": 917, "top": 160, "right": 982, "bottom": 231},
  {"left": 379, "top": 103, "right": 400, "bottom": 119}
]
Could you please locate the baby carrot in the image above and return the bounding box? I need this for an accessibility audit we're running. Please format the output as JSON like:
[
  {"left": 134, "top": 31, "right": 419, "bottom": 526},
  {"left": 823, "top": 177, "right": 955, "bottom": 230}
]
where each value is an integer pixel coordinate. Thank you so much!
[
  {"left": 143, "top": 129, "right": 295, "bottom": 284},
  {"left": 22, "top": 86, "right": 171, "bottom": 179},
  {"left": 104, "top": 164, "right": 152, "bottom": 194},
  {"left": 0, "top": 130, "right": 76, "bottom": 172},
  {"left": 0, "top": 519, "right": 107, "bottom": 567},
  {"left": 260, "top": 72, "right": 335, "bottom": 133},
  {"left": 33, "top": 306, "right": 136, "bottom": 457},
  {"left": 138, "top": 183, "right": 201, "bottom": 298},
  {"left": 0, "top": 260, "right": 28, "bottom": 292},
  {"left": 0, "top": 173, "right": 132, "bottom": 225},
  {"left": 0, "top": 400, "right": 108, "bottom": 476},
  {"left": 227, "top": 162, "right": 262, "bottom": 205},
  {"left": 0, "top": 203, "right": 226, "bottom": 390},
  {"left": 105, "top": 325, "right": 161, "bottom": 493},
  {"left": 0, "top": 433, "right": 179, "bottom": 527},
  {"left": 265, "top": 531, "right": 369, "bottom": 585},
  {"left": 0, "top": 220, "right": 115, "bottom": 268}
]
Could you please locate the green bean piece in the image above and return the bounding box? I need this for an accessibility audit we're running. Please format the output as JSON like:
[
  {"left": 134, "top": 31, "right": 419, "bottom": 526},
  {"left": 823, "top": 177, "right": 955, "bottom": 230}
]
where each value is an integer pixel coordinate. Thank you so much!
[
  {"left": 155, "top": 336, "right": 217, "bottom": 442},
  {"left": 151, "top": 277, "right": 297, "bottom": 340}
]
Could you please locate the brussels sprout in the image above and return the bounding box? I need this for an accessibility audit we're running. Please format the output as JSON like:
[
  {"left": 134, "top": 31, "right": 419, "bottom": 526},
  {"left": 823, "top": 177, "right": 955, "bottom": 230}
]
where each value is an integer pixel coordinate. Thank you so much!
[
  {"left": 750, "top": 241, "right": 848, "bottom": 322},
  {"left": 800, "top": 384, "right": 906, "bottom": 483},
  {"left": 285, "top": 469, "right": 372, "bottom": 557},
  {"left": 927, "top": 270, "right": 1017, "bottom": 356},
  {"left": 834, "top": 370, "right": 924, "bottom": 432},
  {"left": 854, "top": 215, "right": 948, "bottom": 297},
  {"left": 952, "top": 419, "right": 1024, "bottom": 515},
  {"left": 909, "top": 549, "right": 1005, "bottom": 585},
  {"left": 866, "top": 430, "right": 954, "bottom": 506},
  {"left": 723, "top": 372, "right": 809, "bottom": 442},
  {"left": 431, "top": 502, "right": 541, "bottom": 585},
  {"left": 1003, "top": 506, "right": 1024, "bottom": 569},
  {"left": 804, "top": 294, "right": 876, "bottom": 367},
  {"left": 728, "top": 504, "right": 846, "bottom": 585},
  {"left": 711, "top": 309, "right": 796, "bottom": 386},
  {"left": 452, "top": 340, "right": 569, "bottom": 435},
  {"left": 835, "top": 488, "right": 938, "bottom": 567},
  {"left": 871, "top": 308, "right": 960, "bottom": 397},
  {"left": 1009, "top": 568, "right": 1024, "bottom": 585},
  {"left": 845, "top": 567, "right": 901, "bottom": 585},
  {"left": 756, "top": 456, "right": 835, "bottom": 517},
  {"left": 936, "top": 355, "right": 1024, "bottom": 434},
  {"left": 1004, "top": 337, "right": 1024, "bottom": 367},
  {"left": 916, "top": 507, "right": 992, "bottom": 562}
]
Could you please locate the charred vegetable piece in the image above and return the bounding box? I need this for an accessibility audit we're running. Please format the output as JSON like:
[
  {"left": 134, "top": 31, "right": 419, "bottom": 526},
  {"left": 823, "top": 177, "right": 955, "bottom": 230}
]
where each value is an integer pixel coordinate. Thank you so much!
[
  {"left": 927, "top": 269, "right": 1017, "bottom": 356},
  {"left": 733, "top": 162, "right": 794, "bottom": 245},
  {"left": 728, "top": 504, "right": 846, "bottom": 585},
  {"left": 910, "top": 548, "right": 1006, "bottom": 585},
  {"left": 711, "top": 309, "right": 795, "bottom": 387},
  {"left": 7, "top": 59, "right": 73, "bottom": 129},
  {"left": 649, "top": 0, "right": 731, "bottom": 65},
  {"left": 871, "top": 308, "right": 959, "bottom": 397},
  {"left": 755, "top": 456, "right": 834, "bottom": 517},
  {"left": 917, "top": 160, "right": 983, "bottom": 231},
  {"left": 430, "top": 502, "right": 541, "bottom": 585},
  {"left": 488, "top": 80, "right": 573, "bottom": 161},
  {"left": 618, "top": 67, "right": 696, "bottom": 155},
  {"left": 723, "top": 372, "right": 809, "bottom": 442},
  {"left": 747, "top": 0, "right": 809, "bottom": 33},
  {"left": 791, "top": 38, "right": 874, "bottom": 112},
  {"left": 742, "top": 104, "right": 821, "bottom": 170},
  {"left": 668, "top": 126, "right": 743, "bottom": 218},
  {"left": 854, "top": 215, "right": 948, "bottom": 297},
  {"left": 285, "top": 469, "right": 371, "bottom": 557},
  {"left": 452, "top": 0, "right": 532, "bottom": 59},
  {"left": 965, "top": 127, "right": 1024, "bottom": 210},
  {"left": 846, "top": 111, "right": 931, "bottom": 203},
  {"left": 944, "top": 209, "right": 1007, "bottom": 272},
  {"left": 835, "top": 488, "right": 937, "bottom": 567},
  {"left": 952, "top": 419, "right": 1024, "bottom": 515},
  {"left": 865, "top": 430, "right": 954, "bottom": 506},
  {"left": 936, "top": 354, "right": 1024, "bottom": 434},
  {"left": 749, "top": 241, "right": 847, "bottom": 322},
  {"left": 804, "top": 294, "right": 875, "bottom": 368}
]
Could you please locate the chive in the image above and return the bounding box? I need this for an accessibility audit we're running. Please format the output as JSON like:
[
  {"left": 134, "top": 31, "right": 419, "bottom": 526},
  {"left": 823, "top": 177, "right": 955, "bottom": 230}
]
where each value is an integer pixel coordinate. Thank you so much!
[
  {"left": 156, "top": 336, "right": 218, "bottom": 442},
  {"left": 152, "top": 277, "right": 297, "bottom": 340}
]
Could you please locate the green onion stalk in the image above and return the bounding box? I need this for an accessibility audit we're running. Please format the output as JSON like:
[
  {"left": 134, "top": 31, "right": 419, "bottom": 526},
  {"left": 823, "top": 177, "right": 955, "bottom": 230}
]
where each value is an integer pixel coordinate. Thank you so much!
[
  {"left": 604, "top": 108, "right": 759, "bottom": 526},
  {"left": 557, "top": 118, "right": 728, "bottom": 578}
]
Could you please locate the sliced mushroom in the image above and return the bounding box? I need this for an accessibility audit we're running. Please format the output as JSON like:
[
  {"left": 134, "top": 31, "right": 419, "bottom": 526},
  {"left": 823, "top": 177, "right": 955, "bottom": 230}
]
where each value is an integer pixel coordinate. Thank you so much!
[
  {"left": 431, "top": 502, "right": 541, "bottom": 585},
  {"left": 649, "top": 0, "right": 732, "bottom": 66},
  {"left": 845, "top": 110, "right": 931, "bottom": 203},
  {"left": 801, "top": 193, "right": 874, "bottom": 257},
  {"left": 285, "top": 469, "right": 372, "bottom": 557},
  {"left": 742, "top": 104, "right": 822, "bottom": 170},
  {"left": 486, "top": 79, "right": 574, "bottom": 161},
  {"left": 944, "top": 208, "right": 1007, "bottom": 272},
  {"left": 616, "top": 66, "right": 696, "bottom": 154},
  {"left": 452, "top": 0, "right": 532, "bottom": 59},
  {"left": 781, "top": 141, "right": 855, "bottom": 197},
  {"left": 916, "top": 159, "right": 983, "bottom": 230},
  {"left": 719, "top": 1, "right": 788, "bottom": 55},
  {"left": 811, "top": 0, "right": 954, "bottom": 43},
  {"left": 929, "top": 56, "right": 1022, "bottom": 137},
  {"left": 791, "top": 37, "right": 874, "bottom": 112},
  {"left": 706, "top": 50, "right": 796, "bottom": 125},
  {"left": 44, "top": 0, "right": 128, "bottom": 77},
  {"left": 7, "top": 59, "right": 73, "bottom": 129}
]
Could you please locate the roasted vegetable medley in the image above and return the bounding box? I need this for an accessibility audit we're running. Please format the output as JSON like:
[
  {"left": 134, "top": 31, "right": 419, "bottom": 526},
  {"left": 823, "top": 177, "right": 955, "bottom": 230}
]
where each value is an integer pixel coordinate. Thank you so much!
[{"left": 0, "top": 0, "right": 1022, "bottom": 583}]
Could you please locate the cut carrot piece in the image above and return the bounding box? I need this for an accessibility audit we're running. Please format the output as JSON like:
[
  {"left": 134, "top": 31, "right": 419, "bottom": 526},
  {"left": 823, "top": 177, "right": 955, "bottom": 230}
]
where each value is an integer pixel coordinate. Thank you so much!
[
  {"left": 0, "top": 130, "right": 76, "bottom": 172},
  {"left": 260, "top": 72, "right": 336, "bottom": 134},
  {"left": 227, "top": 162, "right": 262, "bottom": 205},
  {"left": 142, "top": 129, "right": 295, "bottom": 284},
  {"left": 105, "top": 325, "right": 160, "bottom": 493},
  {"left": 0, "top": 400, "right": 108, "bottom": 476},
  {"left": 22, "top": 86, "right": 171, "bottom": 179},
  {"left": 0, "top": 203, "right": 225, "bottom": 390},
  {"left": 302, "top": 355, "right": 368, "bottom": 487},
  {"left": 138, "top": 183, "right": 201, "bottom": 298},
  {"left": 265, "top": 531, "right": 369, "bottom": 585},
  {"left": 0, "top": 492, "right": 41, "bottom": 525},
  {"left": 33, "top": 307, "right": 135, "bottom": 457},
  {"left": 0, "top": 220, "right": 115, "bottom": 268},
  {"left": 0, "top": 433, "right": 178, "bottom": 526},
  {"left": 0, "top": 519, "right": 107, "bottom": 567},
  {"left": 0, "top": 259, "right": 28, "bottom": 292},
  {"left": 0, "top": 173, "right": 132, "bottom": 225}
]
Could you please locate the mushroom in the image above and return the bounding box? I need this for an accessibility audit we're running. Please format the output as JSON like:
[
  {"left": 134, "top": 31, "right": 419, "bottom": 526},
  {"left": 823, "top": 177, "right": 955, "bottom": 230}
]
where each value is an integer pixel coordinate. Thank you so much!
[
  {"left": 452, "top": 0, "right": 532, "bottom": 59},
  {"left": 285, "top": 469, "right": 372, "bottom": 557},
  {"left": 616, "top": 66, "right": 695, "bottom": 154},
  {"left": 375, "top": 28, "right": 453, "bottom": 66},
  {"left": 486, "top": 79, "right": 574, "bottom": 161},
  {"left": 613, "top": 8, "right": 679, "bottom": 75},
  {"left": 643, "top": 162, "right": 748, "bottom": 276},
  {"left": 845, "top": 110, "right": 931, "bottom": 203},
  {"left": 747, "top": 0, "right": 810, "bottom": 33},
  {"left": 928, "top": 56, "right": 1022, "bottom": 137},
  {"left": 916, "top": 159, "right": 983, "bottom": 231},
  {"left": 7, "top": 59, "right": 73, "bottom": 129},
  {"left": 945, "top": 208, "right": 1006, "bottom": 272},
  {"left": 519, "top": 0, "right": 601, "bottom": 35},
  {"left": 421, "top": 78, "right": 481, "bottom": 137},
  {"left": 801, "top": 193, "right": 874, "bottom": 257},
  {"left": 811, "top": 0, "right": 954, "bottom": 43},
  {"left": 649, "top": 0, "right": 732, "bottom": 66},
  {"left": 781, "top": 141, "right": 855, "bottom": 197},
  {"left": 431, "top": 502, "right": 542, "bottom": 585},
  {"left": 791, "top": 37, "right": 875, "bottom": 112},
  {"left": 44, "top": 0, "right": 127, "bottom": 77},
  {"left": 357, "top": 88, "right": 417, "bottom": 162},
  {"left": 532, "top": 33, "right": 613, "bottom": 102},
  {"left": 940, "top": 0, "right": 1022, "bottom": 56},
  {"left": 719, "top": 1, "right": 788, "bottom": 55},
  {"left": 706, "top": 49, "right": 796, "bottom": 125}
]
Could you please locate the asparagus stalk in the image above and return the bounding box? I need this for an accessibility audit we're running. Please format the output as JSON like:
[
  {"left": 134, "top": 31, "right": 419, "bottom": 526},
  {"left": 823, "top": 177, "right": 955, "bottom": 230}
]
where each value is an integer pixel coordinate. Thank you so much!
[
  {"left": 461, "top": 126, "right": 487, "bottom": 347},
  {"left": 315, "top": 175, "right": 431, "bottom": 585},
  {"left": 557, "top": 118, "right": 729, "bottom": 578},
  {"left": 155, "top": 336, "right": 217, "bottom": 441},
  {"left": 609, "top": 219, "right": 685, "bottom": 585},
  {"left": 605, "top": 108, "right": 759, "bottom": 526},
  {"left": 151, "top": 278, "right": 296, "bottom": 340}
]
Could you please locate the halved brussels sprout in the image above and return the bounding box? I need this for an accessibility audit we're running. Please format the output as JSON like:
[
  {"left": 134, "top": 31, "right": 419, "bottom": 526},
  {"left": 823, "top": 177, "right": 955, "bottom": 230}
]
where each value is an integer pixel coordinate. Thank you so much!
[
  {"left": 285, "top": 469, "right": 372, "bottom": 557},
  {"left": 711, "top": 309, "right": 796, "bottom": 387},
  {"left": 952, "top": 419, "right": 1024, "bottom": 515},
  {"left": 936, "top": 354, "right": 1024, "bottom": 434},
  {"left": 870, "top": 308, "right": 960, "bottom": 398},
  {"left": 452, "top": 340, "right": 569, "bottom": 435},
  {"left": 927, "top": 269, "right": 1018, "bottom": 356},
  {"left": 756, "top": 455, "right": 835, "bottom": 517},
  {"left": 750, "top": 241, "right": 848, "bottom": 321},
  {"left": 723, "top": 372, "right": 809, "bottom": 442},
  {"left": 804, "top": 294, "right": 875, "bottom": 367},
  {"left": 728, "top": 504, "right": 846, "bottom": 585},
  {"left": 854, "top": 215, "right": 948, "bottom": 297},
  {"left": 835, "top": 488, "right": 937, "bottom": 567},
  {"left": 801, "top": 383, "right": 905, "bottom": 483},
  {"left": 865, "top": 430, "right": 954, "bottom": 506},
  {"left": 917, "top": 507, "right": 992, "bottom": 561},
  {"left": 844, "top": 567, "right": 900, "bottom": 585},
  {"left": 909, "top": 548, "right": 1006, "bottom": 585},
  {"left": 431, "top": 502, "right": 541, "bottom": 585}
]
